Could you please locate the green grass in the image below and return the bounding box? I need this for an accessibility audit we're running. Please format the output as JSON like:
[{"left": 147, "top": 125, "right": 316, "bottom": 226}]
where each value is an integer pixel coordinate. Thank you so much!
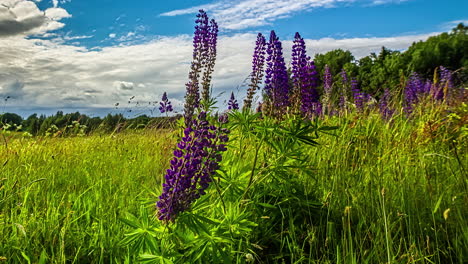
[
  {"left": 0, "top": 105, "right": 467, "bottom": 263},
  {"left": 0, "top": 130, "right": 175, "bottom": 263}
]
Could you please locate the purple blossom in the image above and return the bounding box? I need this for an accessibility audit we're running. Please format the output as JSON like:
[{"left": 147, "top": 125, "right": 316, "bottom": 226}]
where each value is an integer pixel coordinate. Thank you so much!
[
  {"left": 339, "top": 69, "right": 349, "bottom": 112},
  {"left": 321, "top": 65, "right": 333, "bottom": 115},
  {"left": 432, "top": 66, "right": 453, "bottom": 101},
  {"left": 244, "top": 33, "right": 266, "bottom": 110},
  {"left": 291, "top": 32, "right": 319, "bottom": 117},
  {"left": 157, "top": 112, "right": 229, "bottom": 222},
  {"left": 159, "top": 92, "right": 173, "bottom": 114},
  {"left": 404, "top": 73, "right": 427, "bottom": 115},
  {"left": 300, "top": 60, "right": 320, "bottom": 117},
  {"left": 184, "top": 10, "right": 218, "bottom": 125},
  {"left": 351, "top": 78, "right": 365, "bottom": 113},
  {"left": 201, "top": 18, "right": 218, "bottom": 105},
  {"left": 228, "top": 92, "right": 239, "bottom": 110},
  {"left": 263, "top": 30, "right": 290, "bottom": 117},
  {"left": 379, "top": 88, "right": 394, "bottom": 120}
]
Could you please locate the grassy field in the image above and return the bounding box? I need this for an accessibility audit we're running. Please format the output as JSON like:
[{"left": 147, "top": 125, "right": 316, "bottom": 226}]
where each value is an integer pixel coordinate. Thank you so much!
[{"left": 1, "top": 105, "right": 467, "bottom": 263}]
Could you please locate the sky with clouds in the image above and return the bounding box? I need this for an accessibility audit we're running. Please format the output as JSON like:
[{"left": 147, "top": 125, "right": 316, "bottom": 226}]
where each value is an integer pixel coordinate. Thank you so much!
[{"left": 0, "top": 0, "right": 466, "bottom": 117}]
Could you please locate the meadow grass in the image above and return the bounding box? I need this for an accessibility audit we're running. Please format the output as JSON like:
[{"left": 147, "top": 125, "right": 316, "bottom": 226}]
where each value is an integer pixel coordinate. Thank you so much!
[
  {"left": 0, "top": 105, "right": 467, "bottom": 263},
  {"left": 0, "top": 130, "right": 175, "bottom": 263}
]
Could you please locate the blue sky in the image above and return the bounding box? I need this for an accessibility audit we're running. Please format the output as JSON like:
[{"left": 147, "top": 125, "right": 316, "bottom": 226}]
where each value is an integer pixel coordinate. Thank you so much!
[{"left": 0, "top": 0, "right": 466, "bottom": 117}]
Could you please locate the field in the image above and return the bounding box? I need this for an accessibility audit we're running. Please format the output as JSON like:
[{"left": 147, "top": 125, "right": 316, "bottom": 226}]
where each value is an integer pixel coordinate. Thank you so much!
[{"left": 1, "top": 105, "right": 467, "bottom": 263}]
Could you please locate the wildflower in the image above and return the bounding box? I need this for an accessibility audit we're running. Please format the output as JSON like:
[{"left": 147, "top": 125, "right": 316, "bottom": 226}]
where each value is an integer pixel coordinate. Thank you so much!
[
  {"left": 228, "top": 92, "right": 239, "bottom": 110},
  {"left": 379, "top": 88, "right": 394, "bottom": 120},
  {"left": 263, "top": 30, "right": 289, "bottom": 117},
  {"left": 351, "top": 78, "right": 364, "bottom": 113},
  {"left": 322, "top": 64, "right": 333, "bottom": 114},
  {"left": 291, "top": 32, "right": 319, "bottom": 117},
  {"left": 339, "top": 69, "right": 349, "bottom": 112},
  {"left": 404, "top": 73, "right": 426, "bottom": 115},
  {"left": 159, "top": 92, "right": 173, "bottom": 113},
  {"left": 244, "top": 33, "right": 266, "bottom": 110},
  {"left": 201, "top": 18, "right": 218, "bottom": 106},
  {"left": 184, "top": 10, "right": 218, "bottom": 125},
  {"left": 157, "top": 112, "right": 229, "bottom": 222}
]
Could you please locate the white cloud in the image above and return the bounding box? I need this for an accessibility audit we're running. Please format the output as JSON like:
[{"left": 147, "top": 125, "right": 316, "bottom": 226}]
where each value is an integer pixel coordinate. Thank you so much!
[
  {"left": 109, "top": 33, "right": 116, "bottom": 38},
  {"left": 160, "top": 0, "right": 356, "bottom": 30},
  {"left": 113, "top": 81, "right": 134, "bottom": 90},
  {"left": 371, "top": 0, "right": 409, "bottom": 5},
  {"left": 0, "top": 0, "right": 71, "bottom": 37},
  {"left": 0, "top": 30, "right": 439, "bottom": 114}
]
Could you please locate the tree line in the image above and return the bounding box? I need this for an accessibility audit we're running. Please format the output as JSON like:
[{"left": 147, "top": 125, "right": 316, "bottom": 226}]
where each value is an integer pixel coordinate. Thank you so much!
[{"left": 0, "top": 111, "right": 179, "bottom": 136}]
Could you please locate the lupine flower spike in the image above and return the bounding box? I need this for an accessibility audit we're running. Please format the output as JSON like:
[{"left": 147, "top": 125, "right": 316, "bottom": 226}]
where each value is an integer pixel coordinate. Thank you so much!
[
  {"left": 228, "top": 92, "right": 239, "bottom": 110},
  {"left": 263, "top": 30, "right": 289, "bottom": 117},
  {"left": 159, "top": 92, "right": 173, "bottom": 114},
  {"left": 244, "top": 33, "right": 266, "bottom": 111},
  {"left": 157, "top": 112, "right": 229, "bottom": 222}
]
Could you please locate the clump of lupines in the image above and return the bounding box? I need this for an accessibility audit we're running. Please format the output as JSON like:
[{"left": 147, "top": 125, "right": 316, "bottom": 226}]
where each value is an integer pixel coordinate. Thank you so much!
[
  {"left": 263, "top": 30, "right": 290, "bottom": 117},
  {"left": 244, "top": 33, "right": 266, "bottom": 111},
  {"left": 159, "top": 92, "right": 173, "bottom": 113},
  {"left": 228, "top": 92, "right": 239, "bottom": 110},
  {"left": 157, "top": 112, "right": 229, "bottom": 222},
  {"left": 290, "top": 32, "right": 320, "bottom": 117},
  {"left": 184, "top": 10, "right": 218, "bottom": 125}
]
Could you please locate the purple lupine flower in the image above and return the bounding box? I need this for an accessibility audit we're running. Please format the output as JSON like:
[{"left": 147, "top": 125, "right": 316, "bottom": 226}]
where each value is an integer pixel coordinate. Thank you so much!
[
  {"left": 339, "top": 69, "right": 349, "bottom": 113},
  {"left": 437, "top": 66, "right": 453, "bottom": 101},
  {"left": 263, "top": 30, "right": 290, "bottom": 117},
  {"left": 184, "top": 10, "right": 218, "bottom": 125},
  {"left": 379, "top": 88, "right": 394, "bottom": 120},
  {"left": 157, "top": 112, "right": 229, "bottom": 222},
  {"left": 201, "top": 18, "right": 218, "bottom": 105},
  {"left": 300, "top": 60, "right": 320, "bottom": 117},
  {"left": 323, "top": 65, "right": 332, "bottom": 97},
  {"left": 351, "top": 78, "right": 365, "bottom": 113},
  {"left": 291, "top": 32, "right": 309, "bottom": 90},
  {"left": 404, "top": 72, "right": 426, "bottom": 116},
  {"left": 321, "top": 65, "right": 333, "bottom": 115},
  {"left": 244, "top": 33, "right": 266, "bottom": 110},
  {"left": 159, "top": 92, "right": 173, "bottom": 113},
  {"left": 291, "top": 32, "right": 319, "bottom": 116},
  {"left": 228, "top": 92, "right": 239, "bottom": 110}
]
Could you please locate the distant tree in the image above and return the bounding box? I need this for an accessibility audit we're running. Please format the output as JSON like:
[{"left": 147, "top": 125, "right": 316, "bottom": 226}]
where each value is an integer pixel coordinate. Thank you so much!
[{"left": 314, "top": 49, "right": 355, "bottom": 81}]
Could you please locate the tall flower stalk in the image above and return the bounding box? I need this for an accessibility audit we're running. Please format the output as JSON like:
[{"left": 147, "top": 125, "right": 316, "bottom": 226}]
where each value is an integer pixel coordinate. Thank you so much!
[
  {"left": 184, "top": 10, "right": 218, "bottom": 125},
  {"left": 244, "top": 33, "right": 266, "bottom": 111},
  {"left": 157, "top": 112, "right": 229, "bottom": 222},
  {"left": 228, "top": 92, "right": 239, "bottom": 110},
  {"left": 339, "top": 69, "right": 349, "bottom": 114},
  {"left": 322, "top": 64, "right": 333, "bottom": 114},
  {"left": 263, "top": 30, "right": 290, "bottom": 117},
  {"left": 159, "top": 92, "right": 173, "bottom": 114},
  {"left": 158, "top": 10, "right": 228, "bottom": 223},
  {"left": 201, "top": 18, "right": 218, "bottom": 108}
]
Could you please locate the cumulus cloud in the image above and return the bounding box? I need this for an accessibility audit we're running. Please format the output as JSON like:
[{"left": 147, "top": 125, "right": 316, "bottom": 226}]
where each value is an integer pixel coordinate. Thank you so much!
[
  {"left": 0, "top": 29, "right": 439, "bottom": 115},
  {"left": 0, "top": 0, "right": 71, "bottom": 37}
]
